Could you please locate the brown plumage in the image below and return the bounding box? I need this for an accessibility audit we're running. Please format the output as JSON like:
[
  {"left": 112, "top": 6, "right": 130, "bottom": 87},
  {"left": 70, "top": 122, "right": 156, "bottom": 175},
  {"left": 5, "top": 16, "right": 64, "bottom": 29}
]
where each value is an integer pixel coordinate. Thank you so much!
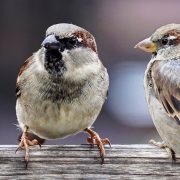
[
  {"left": 135, "top": 23, "right": 180, "bottom": 161},
  {"left": 18, "top": 56, "right": 32, "bottom": 77},
  {"left": 15, "top": 23, "right": 110, "bottom": 166},
  {"left": 73, "top": 31, "right": 97, "bottom": 53},
  {"left": 151, "top": 59, "right": 180, "bottom": 124}
]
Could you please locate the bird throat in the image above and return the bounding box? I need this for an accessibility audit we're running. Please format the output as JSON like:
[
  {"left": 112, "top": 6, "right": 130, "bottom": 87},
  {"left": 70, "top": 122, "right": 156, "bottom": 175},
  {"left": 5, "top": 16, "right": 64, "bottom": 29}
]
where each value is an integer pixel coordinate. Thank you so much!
[{"left": 44, "top": 49, "right": 67, "bottom": 76}]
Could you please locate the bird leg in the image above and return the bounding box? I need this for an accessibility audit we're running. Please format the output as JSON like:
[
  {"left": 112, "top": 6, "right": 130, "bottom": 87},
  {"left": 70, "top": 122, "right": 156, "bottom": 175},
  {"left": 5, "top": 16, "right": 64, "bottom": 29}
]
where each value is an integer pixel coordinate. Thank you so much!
[
  {"left": 149, "top": 139, "right": 176, "bottom": 163},
  {"left": 84, "top": 128, "right": 111, "bottom": 164},
  {"left": 16, "top": 126, "right": 40, "bottom": 166}
]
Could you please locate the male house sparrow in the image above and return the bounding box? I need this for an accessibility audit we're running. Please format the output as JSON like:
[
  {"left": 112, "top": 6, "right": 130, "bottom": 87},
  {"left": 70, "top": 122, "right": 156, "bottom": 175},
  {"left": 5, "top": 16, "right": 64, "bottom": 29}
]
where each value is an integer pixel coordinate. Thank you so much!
[
  {"left": 16, "top": 23, "right": 111, "bottom": 164},
  {"left": 135, "top": 24, "right": 180, "bottom": 161}
]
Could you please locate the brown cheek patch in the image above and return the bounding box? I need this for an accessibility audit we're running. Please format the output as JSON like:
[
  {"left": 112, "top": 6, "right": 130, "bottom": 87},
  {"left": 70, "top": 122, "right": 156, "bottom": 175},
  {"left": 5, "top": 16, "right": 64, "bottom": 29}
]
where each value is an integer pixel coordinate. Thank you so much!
[
  {"left": 73, "top": 31, "right": 97, "bottom": 53},
  {"left": 167, "top": 29, "right": 180, "bottom": 44}
]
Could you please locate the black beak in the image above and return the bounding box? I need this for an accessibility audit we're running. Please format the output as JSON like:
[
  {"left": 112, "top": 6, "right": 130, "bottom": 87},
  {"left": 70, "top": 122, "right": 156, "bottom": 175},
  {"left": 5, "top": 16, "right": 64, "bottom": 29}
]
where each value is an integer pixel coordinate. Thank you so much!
[{"left": 41, "top": 35, "right": 65, "bottom": 51}]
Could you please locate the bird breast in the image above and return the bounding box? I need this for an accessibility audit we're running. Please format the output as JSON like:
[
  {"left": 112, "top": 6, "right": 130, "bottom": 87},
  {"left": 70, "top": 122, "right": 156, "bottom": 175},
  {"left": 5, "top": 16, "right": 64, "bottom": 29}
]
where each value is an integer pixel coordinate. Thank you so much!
[{"left": 16, "top": 56, "right": 108, "bottom": 139}]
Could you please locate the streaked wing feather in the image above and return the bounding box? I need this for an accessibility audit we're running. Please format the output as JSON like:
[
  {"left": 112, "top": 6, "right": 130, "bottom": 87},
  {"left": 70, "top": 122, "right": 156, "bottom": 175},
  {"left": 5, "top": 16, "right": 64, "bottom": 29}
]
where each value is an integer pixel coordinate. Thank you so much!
[
  {"left": 152, "top": 59, "right": 180, "bottom": 125},
  {"left": 16, "top": 56, "right": 32, "bottom": 98}
]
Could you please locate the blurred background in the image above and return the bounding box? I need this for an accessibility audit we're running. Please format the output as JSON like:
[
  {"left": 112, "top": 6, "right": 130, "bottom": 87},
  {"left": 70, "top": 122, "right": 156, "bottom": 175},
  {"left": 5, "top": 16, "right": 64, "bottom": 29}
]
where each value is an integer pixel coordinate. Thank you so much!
[{"left": 0, "top": 0, "right": 179, "bottom": 145}]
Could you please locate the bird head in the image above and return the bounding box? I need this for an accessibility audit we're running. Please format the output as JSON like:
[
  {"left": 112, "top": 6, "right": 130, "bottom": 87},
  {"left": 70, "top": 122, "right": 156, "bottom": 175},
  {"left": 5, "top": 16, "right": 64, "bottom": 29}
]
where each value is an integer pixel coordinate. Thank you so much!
[
  {"left": 135, "top": 24, "right": 180, "bottom": 59},
  {"left": 38, "top": 23, "right": 99, "bottom": 78}
]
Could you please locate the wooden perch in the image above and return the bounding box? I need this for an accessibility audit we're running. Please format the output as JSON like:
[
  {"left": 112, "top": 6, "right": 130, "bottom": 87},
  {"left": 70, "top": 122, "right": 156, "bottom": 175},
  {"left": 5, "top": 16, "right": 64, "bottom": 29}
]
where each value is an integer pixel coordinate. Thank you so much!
[{"left": 0, "top": 144, "right": 180, "bottom": 179}]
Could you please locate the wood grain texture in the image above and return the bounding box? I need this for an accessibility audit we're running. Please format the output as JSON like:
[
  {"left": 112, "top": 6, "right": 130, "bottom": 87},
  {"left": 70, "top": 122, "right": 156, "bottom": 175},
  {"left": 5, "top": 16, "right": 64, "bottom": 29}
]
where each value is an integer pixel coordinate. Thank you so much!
[{"left": 0, "top": 144, "right": 179, "bottom": 179}]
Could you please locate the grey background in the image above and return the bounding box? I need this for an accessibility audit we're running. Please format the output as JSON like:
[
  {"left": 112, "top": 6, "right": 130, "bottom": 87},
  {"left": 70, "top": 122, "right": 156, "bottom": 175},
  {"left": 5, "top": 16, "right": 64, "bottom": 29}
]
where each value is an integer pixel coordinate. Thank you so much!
[{"left": 0, "top": 0, "right": 178, "bottom": 145}]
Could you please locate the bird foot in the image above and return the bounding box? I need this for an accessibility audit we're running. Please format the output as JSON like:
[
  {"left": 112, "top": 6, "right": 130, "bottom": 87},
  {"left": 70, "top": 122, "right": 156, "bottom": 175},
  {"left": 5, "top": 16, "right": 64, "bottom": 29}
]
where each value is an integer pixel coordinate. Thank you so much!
[
  {"left": 149, "top": 139, "right": 176, "bottom": 163},
  {"left": 84, "top": 128, "right": 111, "bottom": 164},
  {"left": 16, "top": 128, "right": 40, "bottom": 167}
]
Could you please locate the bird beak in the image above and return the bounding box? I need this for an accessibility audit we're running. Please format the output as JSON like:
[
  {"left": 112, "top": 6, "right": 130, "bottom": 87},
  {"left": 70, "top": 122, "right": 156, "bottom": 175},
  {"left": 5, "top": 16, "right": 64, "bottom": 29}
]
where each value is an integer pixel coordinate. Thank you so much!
[
  {"left": 134, "top": 37, "right": 157, "bottom": 53},
  {"left": 41, "top": 34, "right": 61, "bottom": 50}
]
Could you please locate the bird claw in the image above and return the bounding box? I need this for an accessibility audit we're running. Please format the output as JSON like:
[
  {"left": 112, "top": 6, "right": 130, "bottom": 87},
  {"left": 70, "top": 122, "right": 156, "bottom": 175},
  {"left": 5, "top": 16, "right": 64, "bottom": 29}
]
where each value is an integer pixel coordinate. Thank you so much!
[
  {"left": 16, "top": 131, "right": 39, "bottom": 167},
  {"left": 85, "top": 128, "right": 111, "bottom": 164},
  {"left": 149, "top": 139, "right": 176, "bottom": 164}
]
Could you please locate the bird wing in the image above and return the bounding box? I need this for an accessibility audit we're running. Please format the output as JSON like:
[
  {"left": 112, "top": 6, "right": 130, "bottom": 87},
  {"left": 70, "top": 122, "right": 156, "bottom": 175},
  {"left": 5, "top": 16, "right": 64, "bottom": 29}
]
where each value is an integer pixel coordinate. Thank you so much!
[
  {"left": 16, "top": 56, "right": 32, "bottom": 98},
  {"left": 151, "top": 58, "right": 180, "bottom": 125}
]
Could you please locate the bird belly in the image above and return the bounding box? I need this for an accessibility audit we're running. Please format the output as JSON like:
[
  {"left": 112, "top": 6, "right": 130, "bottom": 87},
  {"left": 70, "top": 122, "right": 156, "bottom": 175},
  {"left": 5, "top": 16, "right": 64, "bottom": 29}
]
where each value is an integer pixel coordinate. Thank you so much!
[
  {"left": 148, "top": 94, "right": 180, "bottom": 154},
  {"left": 144, "top": 62, "right": 180, "bottom": 154},
  {"left": 16, "top": 98, "right": 102, "bottom": 139}
]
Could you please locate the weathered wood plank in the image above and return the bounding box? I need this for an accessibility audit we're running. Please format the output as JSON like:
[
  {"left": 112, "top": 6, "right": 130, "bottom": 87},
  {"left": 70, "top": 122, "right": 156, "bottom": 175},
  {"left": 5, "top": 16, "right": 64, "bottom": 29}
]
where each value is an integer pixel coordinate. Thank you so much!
[{"left": 0, "top": 145, "right": 179, "bottom": 179}]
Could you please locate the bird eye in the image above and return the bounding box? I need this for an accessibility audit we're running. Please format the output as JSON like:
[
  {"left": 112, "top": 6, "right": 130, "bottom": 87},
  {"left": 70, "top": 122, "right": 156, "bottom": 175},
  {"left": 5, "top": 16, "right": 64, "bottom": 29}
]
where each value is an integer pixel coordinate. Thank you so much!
[
  {"left": 160, "top": 35, "right": 177, "bottom": 46},
  {"left": 55, "top": 35, "right": 60, "bottom": 41},
  {"left": 161, "top": 38, "right": 169, "bottom": 45},
  {"left": 68, "top": 37, "right": 77, "bottom": 46}
]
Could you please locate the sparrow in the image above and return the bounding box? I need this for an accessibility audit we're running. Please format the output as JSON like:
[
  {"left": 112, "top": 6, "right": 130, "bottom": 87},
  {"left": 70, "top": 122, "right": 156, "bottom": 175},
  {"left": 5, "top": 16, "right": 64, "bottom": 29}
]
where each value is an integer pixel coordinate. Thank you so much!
[
  {"left": 135, "top": 24, "right": 180, "bottom": 162},
  {"left": 16, "top": 23, "right": 111, "bottom": 165}
]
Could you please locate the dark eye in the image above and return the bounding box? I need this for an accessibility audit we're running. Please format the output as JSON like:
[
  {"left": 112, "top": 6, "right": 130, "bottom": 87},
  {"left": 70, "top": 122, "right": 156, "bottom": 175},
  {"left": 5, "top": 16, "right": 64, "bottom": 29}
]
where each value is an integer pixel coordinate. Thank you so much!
[
  {"left": 55, "top": 35, "right": 60, "bottom": 41},
  {"left": 68, "top": 37, "right": 77, "bottom": 46},
  {"left": 161, "top": 38, "right": 169, "bottom": 45},
  {"left": 160, "top": 35, "right": 176, "bottom": 46}
]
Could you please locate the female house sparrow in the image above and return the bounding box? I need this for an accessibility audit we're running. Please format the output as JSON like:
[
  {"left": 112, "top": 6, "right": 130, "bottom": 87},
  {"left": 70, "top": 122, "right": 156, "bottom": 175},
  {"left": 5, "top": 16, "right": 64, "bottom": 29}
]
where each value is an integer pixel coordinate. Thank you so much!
[
  {"left": 135, "top": 24, "right": 180, "bottom": 161},
  {"left": 16, "top": 23, "right": 111, "bottom": 164}
]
